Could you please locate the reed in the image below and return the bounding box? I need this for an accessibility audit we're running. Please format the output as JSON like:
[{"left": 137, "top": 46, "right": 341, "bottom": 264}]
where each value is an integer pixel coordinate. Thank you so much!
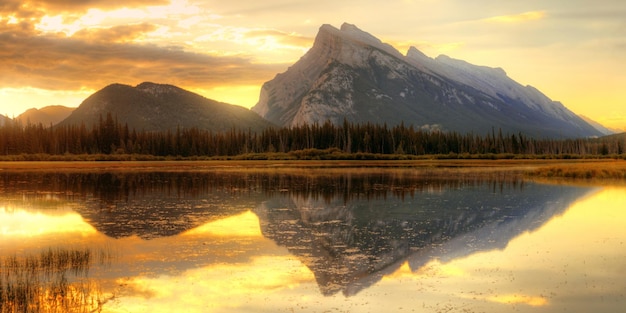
[{"left": 0, "top": 247, "right": 112, "bottom": 313}]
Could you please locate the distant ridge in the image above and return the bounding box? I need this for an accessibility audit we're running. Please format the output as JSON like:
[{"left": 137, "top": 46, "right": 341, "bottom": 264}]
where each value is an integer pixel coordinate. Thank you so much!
[
  {"left": 253, "top": 23, "right": 602, "bottom": 138},
  {"left": 17, "top": 105, "right": 74, "bottom": 126},
  {"left": 59, "top": 82, "right": 273, "bottom": 132},
  {"left": 579, "top": 115, "right": 616, "bottom": 136},
  {"left": 0, "top": 114, "right": 10, "bottom": 126}
]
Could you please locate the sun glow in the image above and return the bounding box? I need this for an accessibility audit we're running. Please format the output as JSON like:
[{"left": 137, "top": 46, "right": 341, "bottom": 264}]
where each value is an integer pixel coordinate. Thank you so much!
[{"left": 0, "top": 87, "right": 89, "bottom": 117}]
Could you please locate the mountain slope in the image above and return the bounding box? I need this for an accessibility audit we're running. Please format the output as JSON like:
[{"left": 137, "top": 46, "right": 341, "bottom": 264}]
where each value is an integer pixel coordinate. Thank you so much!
[
  {"left": 0, "top": 114, "right": 10, "bottom": 126},
  {"left": 252, "top": 23, "right": 601, "bottom": 138},
  {"left": 59, "top": 82, "right": 273, "bottom": 132},
  {"left": 17, "top": 105, "right": 74, "bottom": 126}
]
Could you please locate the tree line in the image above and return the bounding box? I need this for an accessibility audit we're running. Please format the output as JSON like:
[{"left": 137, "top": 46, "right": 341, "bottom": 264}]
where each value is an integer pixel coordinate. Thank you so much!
[{"left": 0, "top": 113, "right": 624, "bottom": 158}]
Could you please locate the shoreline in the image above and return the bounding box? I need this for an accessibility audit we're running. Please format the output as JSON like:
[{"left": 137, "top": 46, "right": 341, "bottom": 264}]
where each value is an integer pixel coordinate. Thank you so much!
[{"left": 1, "top": 159, "right": 625, "bottom": 180}]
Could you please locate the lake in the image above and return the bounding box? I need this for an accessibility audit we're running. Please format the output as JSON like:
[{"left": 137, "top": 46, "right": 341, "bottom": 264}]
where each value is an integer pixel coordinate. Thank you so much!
[{"left": 1, "top": 165, "right": 625, "bottom": 313}]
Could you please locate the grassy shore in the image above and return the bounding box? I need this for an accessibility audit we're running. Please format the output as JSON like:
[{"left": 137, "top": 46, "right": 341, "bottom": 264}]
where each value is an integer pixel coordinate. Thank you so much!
[{"left": 1, "top": 158, "right": 625, "bottom": 181}]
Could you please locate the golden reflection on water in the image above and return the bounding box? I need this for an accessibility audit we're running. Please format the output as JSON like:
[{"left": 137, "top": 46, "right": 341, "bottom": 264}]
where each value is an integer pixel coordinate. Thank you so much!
[
  {"left": 372, "top": 187, "right": 626, "bottom": 312},
  {"left": 110, "top": 256, "right": 316, "bottom": 313},
  {"left": 2, "top": 183, "right": 625, "bottom": 313},
  {"left": 182, "top": 210, "right": 263, "bottom": 237},
  {"left": 107, "top": 211, "right": 317, "bottom": 313},
  {"left": 0, "top": 206, "right": 97, "bottom": 238}
]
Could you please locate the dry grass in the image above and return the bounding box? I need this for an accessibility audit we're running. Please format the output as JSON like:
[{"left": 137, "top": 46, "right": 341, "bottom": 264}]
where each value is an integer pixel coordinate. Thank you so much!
[
  {"left": 1, "top": 159, "right": 625, "bottom": 181},
  {"left": 528, "top": 160, "right": 626, "bottom": 180}
]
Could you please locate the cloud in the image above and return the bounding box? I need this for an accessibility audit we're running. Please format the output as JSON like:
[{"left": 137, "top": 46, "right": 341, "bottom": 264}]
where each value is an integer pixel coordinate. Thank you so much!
[
  {"left": 71, "top": 23, "right": 157, "bottom": 43},
  {"left": 243, "top": 29, "right": 313, "bottom": 48},
  {"left": 0, "top": 29, "right": 287, "bottom": 91},
  {"left": 483, "top": 11, "right": 546, "bottom": 23},
  {"left": 0, "top": 0, "right": 169, "bottom": 16}
]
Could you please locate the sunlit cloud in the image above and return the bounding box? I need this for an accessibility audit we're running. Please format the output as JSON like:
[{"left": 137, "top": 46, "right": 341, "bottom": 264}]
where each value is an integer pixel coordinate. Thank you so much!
[
  {"left": 0, "top": 30, "right": 287, "bottom": 91},
  {"left": 195, "top": 26, "right": 313, "bottom": 53},
  {"left": 243, "top": 29, "right": 313, "bottom": 49},
  {"left": 72, "top": 23, "right": 158, "bottom": 43},
  {"left": 483, "top": 11, "right": 546, "bottom": 23},
  {"left": 0, "top": 0, "right": 170, "bottom": 16}
]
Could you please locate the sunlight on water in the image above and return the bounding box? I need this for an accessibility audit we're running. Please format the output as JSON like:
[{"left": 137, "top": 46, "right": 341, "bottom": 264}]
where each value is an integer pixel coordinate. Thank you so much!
[
  {"left": 182, "top": 210, "right": 263, "bottom": 237},
  {"left": 0, "top": 206, "right": 97, "bottom": 238},
  {"left": 371, "top": 187, "right": 626, "bottom": 312},
  {"left": 108, "top": 256, "right": 316, "bottom": 313}
]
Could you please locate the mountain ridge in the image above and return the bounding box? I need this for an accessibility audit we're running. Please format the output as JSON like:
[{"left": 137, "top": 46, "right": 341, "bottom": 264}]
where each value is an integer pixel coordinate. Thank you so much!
[
  {"left": 253, "top": 23, "right": 602, "bottom": 138},
  {"left": 58, "top": 82, "right": 273, "bottom": 132}
]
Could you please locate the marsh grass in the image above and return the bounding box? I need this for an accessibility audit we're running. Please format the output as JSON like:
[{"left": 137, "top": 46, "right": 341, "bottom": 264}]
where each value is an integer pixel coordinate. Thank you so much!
[
  {"left": 0, "top": 247, "right": 113, "bottom": 313},
  {"left": 528, "top": 161, "right": 626, "bottom": 180}
]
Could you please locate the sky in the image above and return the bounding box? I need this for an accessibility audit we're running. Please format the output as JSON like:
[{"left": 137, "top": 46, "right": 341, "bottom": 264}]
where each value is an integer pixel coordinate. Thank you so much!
[{"left": 1, "top": 0, "right": 625, "bottom": 130}]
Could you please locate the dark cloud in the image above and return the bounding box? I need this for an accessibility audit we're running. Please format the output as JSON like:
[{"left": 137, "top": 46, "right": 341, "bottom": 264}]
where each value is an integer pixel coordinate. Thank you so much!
[{"left": 0, "top": 28, "right": 287, "bottom": 91}]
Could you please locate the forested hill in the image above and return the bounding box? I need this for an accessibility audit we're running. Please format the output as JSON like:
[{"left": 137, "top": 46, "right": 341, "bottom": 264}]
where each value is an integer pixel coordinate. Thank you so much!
[
  {"left": 0, "top": 117, "right": 623, "bottom": 159},
  {"left": 58, "top": 82, "right": 273, "bottom": 133}
]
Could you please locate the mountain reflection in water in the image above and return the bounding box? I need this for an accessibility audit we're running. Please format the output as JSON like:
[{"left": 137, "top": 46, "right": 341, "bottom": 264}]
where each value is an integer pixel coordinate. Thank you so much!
[{"left": 0, "top": 169, "right": 594, "bottom": 300}]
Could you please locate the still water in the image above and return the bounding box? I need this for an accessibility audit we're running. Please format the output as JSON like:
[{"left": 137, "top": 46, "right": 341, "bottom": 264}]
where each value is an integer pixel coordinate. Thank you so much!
[{"left": 1, "top": 166, "right": 625, "bottom": 313}]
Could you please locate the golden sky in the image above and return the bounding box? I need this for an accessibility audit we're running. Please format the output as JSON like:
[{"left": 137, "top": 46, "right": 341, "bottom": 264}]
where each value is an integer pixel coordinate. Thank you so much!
[{"left": 1, "top": 0, "right": 625, "bottom": 130}]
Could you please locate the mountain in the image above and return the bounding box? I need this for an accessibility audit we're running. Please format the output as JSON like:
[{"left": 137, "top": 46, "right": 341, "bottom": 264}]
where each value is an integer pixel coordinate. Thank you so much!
[
  {"left": 253, "top": 23, "right": 602, "bottom": 138},
  {"left": 255, "top": 177, "right": 593, "bottom": 296},
  {"left": 59, "top": 82, "right": 273, "bottom": 132},
  {"left": 0, "top": 114, "right": 10, "bottom": 126},
  {"left": 579, "top": 115, "right": 616, "bottom": 136},
  {"left": 17, "top": 105, "right": 74, "bottom": 126}
]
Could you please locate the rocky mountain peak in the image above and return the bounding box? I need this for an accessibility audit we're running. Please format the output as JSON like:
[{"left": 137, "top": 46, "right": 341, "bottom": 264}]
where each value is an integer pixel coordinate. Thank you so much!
[
  {"left": 253, "top": 23, "right": 602, "bottom": 138},
  {"left": 314, "top": 23, "right": 403, "bottom": 60}
]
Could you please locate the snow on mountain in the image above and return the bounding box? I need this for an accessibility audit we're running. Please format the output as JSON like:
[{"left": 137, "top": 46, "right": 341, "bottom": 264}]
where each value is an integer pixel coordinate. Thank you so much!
[{"left": 406, "top": 50, "right": 580, "bottom": 124}]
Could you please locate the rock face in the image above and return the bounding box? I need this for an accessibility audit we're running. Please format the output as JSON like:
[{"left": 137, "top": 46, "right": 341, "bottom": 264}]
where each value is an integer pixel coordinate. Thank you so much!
[
  {"left": 17, "top": 105, "right": 74, "bottom": 126},
  {"left": 59, "top": 82, "right": 273, "bottom": 132},
  {"left": 252, "top": 23, "right": 602, "bottom": 138}
]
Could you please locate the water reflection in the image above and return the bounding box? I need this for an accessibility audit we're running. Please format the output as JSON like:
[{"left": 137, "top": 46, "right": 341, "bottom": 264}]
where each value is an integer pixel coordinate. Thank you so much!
[
  {"left": 255, "top": 178, "right": 590, "bottom": 296},
  {"left": 1, "top": 168, "right": 624, "bottom": 312}
]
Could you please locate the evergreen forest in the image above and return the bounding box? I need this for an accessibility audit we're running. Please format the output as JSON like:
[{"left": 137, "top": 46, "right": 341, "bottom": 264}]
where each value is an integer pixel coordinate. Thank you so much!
[{"left": 1, "top": 113, "right": 624, "bottom": 160}]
